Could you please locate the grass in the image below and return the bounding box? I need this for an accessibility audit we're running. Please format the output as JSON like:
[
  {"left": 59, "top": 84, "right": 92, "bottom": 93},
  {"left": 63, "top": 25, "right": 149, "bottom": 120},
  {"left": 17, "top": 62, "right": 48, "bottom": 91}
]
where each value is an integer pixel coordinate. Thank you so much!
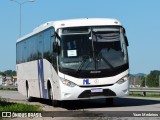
[
  {"left": 0, "top": 98, "right": 42, "bottom": 112},
  {"left": 129, "top": 93, "right": 160, "bottom": 98},
  {"left": 0, "top": 86, "right": 17, "bottom": 91}
]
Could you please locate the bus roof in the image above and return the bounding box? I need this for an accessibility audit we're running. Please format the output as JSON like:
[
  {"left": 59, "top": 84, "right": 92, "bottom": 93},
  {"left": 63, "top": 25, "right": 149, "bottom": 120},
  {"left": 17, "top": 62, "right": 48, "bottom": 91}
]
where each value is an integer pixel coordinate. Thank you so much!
[{"left": 16, "top": 18, "right": 122, "bottom": 43}]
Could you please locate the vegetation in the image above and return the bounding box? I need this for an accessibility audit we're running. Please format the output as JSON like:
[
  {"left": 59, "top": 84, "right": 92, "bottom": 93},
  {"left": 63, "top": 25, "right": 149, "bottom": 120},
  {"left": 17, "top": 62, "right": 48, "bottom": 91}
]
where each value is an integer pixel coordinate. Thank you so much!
[
  {"left": 140, "top": 76, "right": 145, "bottom": 87},
  {"left": 146, "top": 70, "right": 160, "bottom": 87},
  {"left": 0, "top": 86, "right": 17, "bottom": 91},
  {"left": 130, "top": 93, "right": 160, "bottom": 98},
  {"left": 140, "top": 70, "right": 160, "bottom": 87},
  {"left": 0, "top": 70, "right": 16, "bottom": 76},
  {"left": 0, "top": 98, "right": 42, "bottom": 112}
]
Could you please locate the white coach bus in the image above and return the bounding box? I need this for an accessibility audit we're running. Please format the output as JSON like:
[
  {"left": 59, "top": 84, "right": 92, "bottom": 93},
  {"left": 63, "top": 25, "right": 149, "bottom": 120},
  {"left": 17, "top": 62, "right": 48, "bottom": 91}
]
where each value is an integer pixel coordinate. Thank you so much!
[{"left": 16, "top": 18, "right": 129, "bottom": 106}]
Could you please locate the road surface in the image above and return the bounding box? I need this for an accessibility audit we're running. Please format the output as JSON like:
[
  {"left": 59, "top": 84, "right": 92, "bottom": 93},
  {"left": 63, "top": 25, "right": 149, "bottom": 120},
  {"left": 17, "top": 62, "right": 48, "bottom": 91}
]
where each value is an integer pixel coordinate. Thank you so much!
[{"left": 0, "top": 90, "right": 160, "bottom": 120}]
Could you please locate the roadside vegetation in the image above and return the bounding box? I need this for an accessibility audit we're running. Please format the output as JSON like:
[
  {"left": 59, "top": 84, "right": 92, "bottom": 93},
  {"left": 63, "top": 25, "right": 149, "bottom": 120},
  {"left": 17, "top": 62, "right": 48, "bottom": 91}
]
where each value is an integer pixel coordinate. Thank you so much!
[
  {"left": 0, "top": 98, "right": 42, "bottom": 112},
  {"left": 0, "top": 86, "right": 17, "bottom": 91},
  {"left": 0, "top": 70, "right": 16, "bottom": 76},
  {"left": 140, "top": 70, "right": 160, "bottom": 87},
  {"left": 129, "top": 93, "right": 160, "bottom": 98}
]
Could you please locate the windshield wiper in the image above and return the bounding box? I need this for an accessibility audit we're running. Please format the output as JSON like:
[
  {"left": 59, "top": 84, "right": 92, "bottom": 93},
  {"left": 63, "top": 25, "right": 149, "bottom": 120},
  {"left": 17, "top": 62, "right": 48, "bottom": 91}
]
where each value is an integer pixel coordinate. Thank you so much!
[{"left": 76, "top": 55, "right": 90, "bottom": 74}]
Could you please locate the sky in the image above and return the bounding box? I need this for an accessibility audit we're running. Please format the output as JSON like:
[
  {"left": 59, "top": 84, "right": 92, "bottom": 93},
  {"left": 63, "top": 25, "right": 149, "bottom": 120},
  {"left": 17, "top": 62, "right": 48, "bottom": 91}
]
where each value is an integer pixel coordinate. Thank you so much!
[{"left": 0, "top": 0, "right": 160, "bottom": 74}]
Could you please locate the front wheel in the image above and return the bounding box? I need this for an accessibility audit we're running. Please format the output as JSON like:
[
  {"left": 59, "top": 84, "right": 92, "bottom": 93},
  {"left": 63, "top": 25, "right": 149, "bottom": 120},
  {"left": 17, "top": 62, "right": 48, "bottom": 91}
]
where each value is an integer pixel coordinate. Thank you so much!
[
  {"left": 105, "top": 98, "right": 114, "bottom": 106},
  {"left": 48, "top": 83, "right": 60, "bottom": 107},
  {"left": 52, "top": 100, "right": 60, "bottom": 107}
]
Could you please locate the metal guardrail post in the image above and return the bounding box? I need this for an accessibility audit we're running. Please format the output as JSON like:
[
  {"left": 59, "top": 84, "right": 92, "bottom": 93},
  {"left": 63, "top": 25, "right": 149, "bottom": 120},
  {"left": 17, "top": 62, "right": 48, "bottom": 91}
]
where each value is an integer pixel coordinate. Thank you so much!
[
  {"left": 143, "top": 91, "right": 146, "bottom": 96},
  {"left": 130, "top": 88, "right": 160, "bottom": 96}
]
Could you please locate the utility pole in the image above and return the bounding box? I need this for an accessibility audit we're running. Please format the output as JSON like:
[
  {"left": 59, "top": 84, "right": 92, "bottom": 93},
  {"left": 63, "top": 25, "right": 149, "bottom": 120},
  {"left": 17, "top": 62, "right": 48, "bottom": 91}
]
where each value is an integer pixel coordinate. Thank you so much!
[{"left": 10, "top": 0, "right": 35, "bottom": 37}]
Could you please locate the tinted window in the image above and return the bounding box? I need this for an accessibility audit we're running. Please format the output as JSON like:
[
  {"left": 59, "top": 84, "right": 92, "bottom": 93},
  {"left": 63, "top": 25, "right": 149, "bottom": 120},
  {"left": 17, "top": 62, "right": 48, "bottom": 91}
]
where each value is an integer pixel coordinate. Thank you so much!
[{"left": 16, "top": 27, "right": 55, "bottom": 64}]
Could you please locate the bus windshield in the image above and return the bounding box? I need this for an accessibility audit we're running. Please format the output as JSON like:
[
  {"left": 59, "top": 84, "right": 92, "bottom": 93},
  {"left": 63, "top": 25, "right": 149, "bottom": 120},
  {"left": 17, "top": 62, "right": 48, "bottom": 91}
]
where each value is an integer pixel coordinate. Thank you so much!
[{"left": 58, "top": 26, "right": 129, "bottom": 78}]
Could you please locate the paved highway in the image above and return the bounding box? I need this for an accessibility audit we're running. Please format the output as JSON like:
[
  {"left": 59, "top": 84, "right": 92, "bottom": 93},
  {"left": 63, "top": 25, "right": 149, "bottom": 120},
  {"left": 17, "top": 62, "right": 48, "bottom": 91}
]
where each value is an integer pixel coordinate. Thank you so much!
[
  {"left": 0, "top": 90, "right": 160, "bottom": 119},
  {"left": 0, "top": 90, "right": 27, "bottom": 100},
  {"left": 0, "top": 90, "right": 160, "bottom": 111}
]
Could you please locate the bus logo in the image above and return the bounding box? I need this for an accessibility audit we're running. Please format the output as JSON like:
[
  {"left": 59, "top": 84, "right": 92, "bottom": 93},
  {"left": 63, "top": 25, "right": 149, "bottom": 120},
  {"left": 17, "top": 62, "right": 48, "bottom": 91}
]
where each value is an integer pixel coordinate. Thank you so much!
[
  {"left": 2, "top": 112, "right": 11, "bottom": 118},
  {"left": 83, "top": 79, "right": 90, "bottom": 85}
]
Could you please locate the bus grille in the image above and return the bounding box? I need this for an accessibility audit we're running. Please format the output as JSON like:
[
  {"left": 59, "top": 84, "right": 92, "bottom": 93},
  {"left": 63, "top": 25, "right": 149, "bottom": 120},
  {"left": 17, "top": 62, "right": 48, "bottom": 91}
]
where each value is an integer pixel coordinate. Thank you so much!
[{"left": 78, "top": 89, "right": 116, "bottom": 98}]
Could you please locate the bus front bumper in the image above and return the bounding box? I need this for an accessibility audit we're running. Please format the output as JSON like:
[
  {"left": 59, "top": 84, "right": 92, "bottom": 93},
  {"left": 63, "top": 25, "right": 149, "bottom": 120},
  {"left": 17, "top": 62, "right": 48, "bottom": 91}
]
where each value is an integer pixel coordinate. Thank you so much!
[{"left": 58, "top": 80, "right": 129, "bottom": 100}]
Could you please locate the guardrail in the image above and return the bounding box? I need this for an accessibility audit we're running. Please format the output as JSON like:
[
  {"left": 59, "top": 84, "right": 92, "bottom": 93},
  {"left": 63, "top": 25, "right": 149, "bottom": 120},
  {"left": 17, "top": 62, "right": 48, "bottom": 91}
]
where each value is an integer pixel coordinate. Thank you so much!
[{"left": 130, "top": 88, "right": 160, "bottom": 96}]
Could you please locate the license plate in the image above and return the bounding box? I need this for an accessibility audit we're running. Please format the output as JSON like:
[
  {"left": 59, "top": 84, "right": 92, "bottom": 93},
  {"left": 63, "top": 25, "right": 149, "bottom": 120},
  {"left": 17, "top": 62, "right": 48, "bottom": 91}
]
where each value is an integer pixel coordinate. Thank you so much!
[{"left": 91, "top": 88, "right": 103, "bottom": 93}]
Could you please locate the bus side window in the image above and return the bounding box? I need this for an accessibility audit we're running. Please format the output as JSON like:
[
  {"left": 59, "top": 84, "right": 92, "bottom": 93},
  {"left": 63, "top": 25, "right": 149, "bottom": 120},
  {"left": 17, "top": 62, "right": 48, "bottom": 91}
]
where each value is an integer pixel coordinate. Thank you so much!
[
  {"left": 43, "top": 29, "right": 51, "bottom": 62},
  {"left": 38, "top": 33, "right": 43, "bottom": 59},
  {"left": 50, "top": 29, "right": 57, "bottom": 71}
]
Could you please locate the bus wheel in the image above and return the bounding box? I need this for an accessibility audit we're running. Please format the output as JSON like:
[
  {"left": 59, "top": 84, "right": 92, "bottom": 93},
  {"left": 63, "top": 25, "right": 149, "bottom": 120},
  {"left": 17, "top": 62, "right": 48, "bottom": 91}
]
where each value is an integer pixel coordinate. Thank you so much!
[
  {"left": 105, "top": 98, "right": 114, "bottom": 106},
  {"left": 48, "top": 83, "right": 60, "bottom": 107},
  {"left": 52, "top": 100, "right": 60, "bottom": 107},
  {"left": 26, "top": 82, "right": 32, "bottom": 102}
]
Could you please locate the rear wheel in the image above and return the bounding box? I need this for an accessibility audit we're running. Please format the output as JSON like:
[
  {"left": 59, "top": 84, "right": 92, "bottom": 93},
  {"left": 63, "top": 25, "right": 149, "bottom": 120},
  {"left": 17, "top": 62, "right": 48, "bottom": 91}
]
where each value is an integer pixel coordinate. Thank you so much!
[
  {"left": 48, "top": 82, "right": 60, "bottom": 107},
  {"left": 26, "top": 82, "right": 32, "bottom": 102}
]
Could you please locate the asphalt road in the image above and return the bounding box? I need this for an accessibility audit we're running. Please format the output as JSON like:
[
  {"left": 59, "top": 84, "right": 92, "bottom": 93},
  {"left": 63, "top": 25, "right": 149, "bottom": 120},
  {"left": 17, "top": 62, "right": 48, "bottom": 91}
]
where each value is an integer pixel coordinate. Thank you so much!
[
  {"left": 0, "top": 90, "right": 27, "bottom": 100},
  {"left": 0, "top": 90, "right": 160, "bottom": 120},
  {"left": 1, "top": 90, "right": 160, "bottom": 110}
]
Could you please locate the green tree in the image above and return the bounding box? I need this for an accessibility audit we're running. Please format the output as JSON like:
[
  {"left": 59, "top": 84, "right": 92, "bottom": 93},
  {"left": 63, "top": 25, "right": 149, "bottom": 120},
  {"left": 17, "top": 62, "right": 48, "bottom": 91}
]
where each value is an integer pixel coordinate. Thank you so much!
[
  {"left": 0, "top": 71, "right": 6, "bottom": 76},
  {"left": 2, "top": 70, "right": 17, "bottom": 76},
  {"left": 140, "top": 76, "right": 145, "bottom": 87},
  {"left": 4, "top": 70, "right": 13, "bottom": 76},
  {"left": 12, "top": 70, "right": 17, "bottom": 76},
  {"left": 146, "top": 70, "right": 160, "bottom": 87}
]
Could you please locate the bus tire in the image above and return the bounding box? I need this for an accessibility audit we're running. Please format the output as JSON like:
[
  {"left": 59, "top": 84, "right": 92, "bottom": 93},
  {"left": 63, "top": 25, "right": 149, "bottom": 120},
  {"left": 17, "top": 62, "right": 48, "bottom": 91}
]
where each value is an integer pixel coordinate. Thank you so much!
[
  {"left": 26, "top": 81, "right": 32, "bottom": 102},
  {"left": 105, "top": 98, "right": 114, "bottom": 106},
  {"left": 52, "top": 100, "right": 60, "bottom": 107},
  {"left": 48, "top": 82, "right": 60, "bottom": 107}
]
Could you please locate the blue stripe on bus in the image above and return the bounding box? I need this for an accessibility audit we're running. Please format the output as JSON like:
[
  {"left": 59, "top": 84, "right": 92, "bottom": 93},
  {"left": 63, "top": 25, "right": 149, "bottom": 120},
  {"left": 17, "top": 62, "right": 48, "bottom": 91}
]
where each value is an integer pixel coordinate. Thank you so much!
[
  {"left": 37, "top": 60, "right": 42, "bottom": 98},
  {"left": 37, "top": 59, "right": 47, "bottom": 99}
]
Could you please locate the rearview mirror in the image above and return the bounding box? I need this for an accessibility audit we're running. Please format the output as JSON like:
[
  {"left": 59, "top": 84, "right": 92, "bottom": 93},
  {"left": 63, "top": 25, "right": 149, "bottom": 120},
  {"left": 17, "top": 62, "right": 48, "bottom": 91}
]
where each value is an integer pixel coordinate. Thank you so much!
[
  {"left": 55, "top": 32, "right": 61, "bottom": 40},
  {"left": 53, "top": 41, "right": 58, "bottom": 53},
  {"left": 124, "top": 36, "right": 129, "bottom": 46}
]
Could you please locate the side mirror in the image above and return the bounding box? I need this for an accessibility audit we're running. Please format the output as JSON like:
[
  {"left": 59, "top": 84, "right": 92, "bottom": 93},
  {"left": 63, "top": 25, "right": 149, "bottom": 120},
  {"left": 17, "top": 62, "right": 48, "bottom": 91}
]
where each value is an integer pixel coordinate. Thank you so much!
[
  {"left": 53, "top": 42, "right": 58, "bottom": 53},
  {"left": 55, "top": 32, "right": 61, "bottom": 40},
  {"left": 124, "top": 36, "right": 129, "bottom": 46},
  {"left": 52, "top": 32, "right": 61, "bottom": 54},
  {"left": 123, "top": 27, "right": 126, "bottom": 34}
]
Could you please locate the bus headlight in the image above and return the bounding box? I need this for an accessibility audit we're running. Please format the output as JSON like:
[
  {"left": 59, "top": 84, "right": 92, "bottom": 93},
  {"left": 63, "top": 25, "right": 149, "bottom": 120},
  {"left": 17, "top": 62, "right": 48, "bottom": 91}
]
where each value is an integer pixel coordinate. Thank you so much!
[
  {"left": 60, "top": 78, "right": 76, "bottom": 87},
  {"left": 117, "top": 75, "right": 129, "bottom": 84}
]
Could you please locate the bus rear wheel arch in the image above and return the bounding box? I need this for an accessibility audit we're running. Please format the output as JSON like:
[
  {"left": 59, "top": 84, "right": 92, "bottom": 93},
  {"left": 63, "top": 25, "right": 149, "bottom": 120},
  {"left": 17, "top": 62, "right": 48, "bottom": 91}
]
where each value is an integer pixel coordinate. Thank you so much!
[
  {"left": 26, "top": 81, "right": 32, "bottom": 102},
  {"left": 47, "top": 81, "right": 53, "bottom": 100}
]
